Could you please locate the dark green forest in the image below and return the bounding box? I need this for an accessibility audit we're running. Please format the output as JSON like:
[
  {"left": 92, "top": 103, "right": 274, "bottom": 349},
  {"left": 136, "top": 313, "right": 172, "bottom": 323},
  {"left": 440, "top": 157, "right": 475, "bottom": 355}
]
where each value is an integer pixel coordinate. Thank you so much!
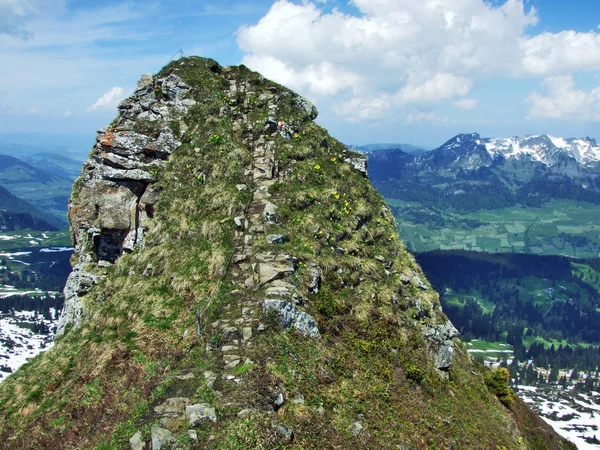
[{"left": 417, "top": 251, "right": 600, "bottom": 373}]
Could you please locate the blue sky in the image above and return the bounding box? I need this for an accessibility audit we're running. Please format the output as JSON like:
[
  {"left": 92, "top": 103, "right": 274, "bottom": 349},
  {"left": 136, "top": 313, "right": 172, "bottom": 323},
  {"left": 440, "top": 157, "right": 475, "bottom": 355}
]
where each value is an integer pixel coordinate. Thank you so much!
[{"left": 1, "top": 0, "right": 600, "bottom": 150}]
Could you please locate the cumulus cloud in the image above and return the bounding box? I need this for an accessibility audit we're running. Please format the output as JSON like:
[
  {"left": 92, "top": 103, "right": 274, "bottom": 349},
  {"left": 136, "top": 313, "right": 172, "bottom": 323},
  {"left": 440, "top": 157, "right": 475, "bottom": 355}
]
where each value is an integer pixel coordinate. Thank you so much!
[
  {"left": 88, "top": 87, "right": 130, "bottom": 112},
  {"left": 454, "top": 98, "right": 478, "bottom": 110},
  {"left": 397, "top": 74, "right": 472, "bottom": 104},
  {"left": 521, "top": 31, "right": 600, "bottom": 76},
  {"left": 526, "top": 76, "right": 600, "bottom": 122},
  {"left": 237, "top": 0, "right": 600, "bottom": 122}
]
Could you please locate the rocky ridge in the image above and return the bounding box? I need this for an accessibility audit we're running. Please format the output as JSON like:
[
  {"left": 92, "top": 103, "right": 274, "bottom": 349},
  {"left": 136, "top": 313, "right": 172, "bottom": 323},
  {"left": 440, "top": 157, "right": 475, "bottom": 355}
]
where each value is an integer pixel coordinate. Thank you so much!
[{"left": 0, "top": 57, "right": 574, "bottom": 449}]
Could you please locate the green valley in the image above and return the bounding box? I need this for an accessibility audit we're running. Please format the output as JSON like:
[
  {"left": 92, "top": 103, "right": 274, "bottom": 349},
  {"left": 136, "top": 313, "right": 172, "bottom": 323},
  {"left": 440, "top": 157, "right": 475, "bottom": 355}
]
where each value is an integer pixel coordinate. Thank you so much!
[{"left": 390, "top": 198, "right": 600, "bottom": 257}]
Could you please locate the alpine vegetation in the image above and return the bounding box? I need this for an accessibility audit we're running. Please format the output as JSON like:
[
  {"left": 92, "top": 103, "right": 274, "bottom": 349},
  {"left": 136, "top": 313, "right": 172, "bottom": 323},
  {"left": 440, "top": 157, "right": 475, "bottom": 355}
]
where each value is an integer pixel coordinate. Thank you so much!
[{"left": 0, "top": 58, "right": 574, "bottom": 449}]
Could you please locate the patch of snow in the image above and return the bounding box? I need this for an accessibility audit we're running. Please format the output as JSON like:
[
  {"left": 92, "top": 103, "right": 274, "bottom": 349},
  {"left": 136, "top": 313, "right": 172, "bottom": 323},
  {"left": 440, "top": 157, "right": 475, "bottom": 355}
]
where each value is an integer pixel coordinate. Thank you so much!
[
  {"left": 549, "top": 135, "right": 569, "bottom": 149},
  {"left": 39, "top": 247, "right": 74, "bottom": 253},
  {"left": 0, "top": 252, "right": 32, "bottom": 258},
  {"left": 0, "top": 310, "right": 57, "bottom": 382},
  {"left": 518, "top": 386, "right": 600, "bottom": 449}
]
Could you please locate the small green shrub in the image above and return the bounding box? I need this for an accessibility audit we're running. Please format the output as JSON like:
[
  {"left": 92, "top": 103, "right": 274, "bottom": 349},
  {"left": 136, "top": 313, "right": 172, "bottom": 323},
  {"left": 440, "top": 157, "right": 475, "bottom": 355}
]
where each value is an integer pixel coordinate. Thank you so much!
[{"left": 485, "top": 368, "right": 513, "bottom": 404}]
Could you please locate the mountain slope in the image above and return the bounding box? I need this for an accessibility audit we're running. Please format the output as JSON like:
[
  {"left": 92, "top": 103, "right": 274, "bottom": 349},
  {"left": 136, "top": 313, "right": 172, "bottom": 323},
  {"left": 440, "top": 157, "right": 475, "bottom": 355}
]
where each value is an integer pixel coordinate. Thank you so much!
[
  {"left": 0, "top": 184, "right": 61, "bottom": 231},
  {"left": 0, "top": 58, "right": 572, "bottom": 449},
  {"left": 0, "top": 154, "right": 73, "bottom": 227},
  {"left": 24, "top": 152, "right": 83, "bottom": 181}
]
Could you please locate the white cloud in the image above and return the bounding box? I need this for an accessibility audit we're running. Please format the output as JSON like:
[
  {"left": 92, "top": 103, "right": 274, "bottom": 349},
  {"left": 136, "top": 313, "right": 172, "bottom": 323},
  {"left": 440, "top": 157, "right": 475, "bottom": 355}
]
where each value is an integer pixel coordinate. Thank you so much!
[
  {"left": 238, "top": 0, "right": 600, "bottom": 123},
  {"left": 27, "top": 107, "right": 40, "bottom": 115},
  {"left": 407, "top": 112, "right": 449, "bottom": 124},
  {"left": 88, "top": 87, "right": 130, "bottom": 112},
  {"left": 521, "top": 31, "right": 600, "bottom": 76},
  {"left": 454, "top": 98, "right": 478, "bottom": 110},
  {"left": 332, "top": 95, "right": 392, "bottom": 122},
  {"left": 63, "top": 110, "right": 72, "bottom": 117},
  {"left": 397, "top": 74, "right": 472, "bottom": 105},
  {"left": 526, "top": 75, "right": 600, "bottom": 122}
]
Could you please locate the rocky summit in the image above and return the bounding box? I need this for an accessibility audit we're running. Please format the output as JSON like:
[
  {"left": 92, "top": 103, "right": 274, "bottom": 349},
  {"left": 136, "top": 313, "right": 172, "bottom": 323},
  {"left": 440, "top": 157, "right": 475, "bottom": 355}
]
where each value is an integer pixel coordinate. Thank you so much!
[{"left": 0, "top": 57, "right": 574, "bottom": 449}]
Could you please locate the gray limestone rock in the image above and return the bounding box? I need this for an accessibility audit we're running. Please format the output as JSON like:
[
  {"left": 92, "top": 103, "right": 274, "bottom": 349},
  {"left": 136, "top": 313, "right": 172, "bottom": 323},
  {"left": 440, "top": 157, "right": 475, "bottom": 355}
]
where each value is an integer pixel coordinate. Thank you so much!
[
  {"left": 258, "top": 261, "right": 295, "bottom": 286},
  {"left": 99, "top": 166, "right": 156, "bottom": 183},
  {"left": 292, "top": 94, "right": 318, "bottom": 122},
  {"left": 422, "top": 321, "right": 460, "bottom": 371},
  {"left": 349, "top": 422, "right": 364, "bottom": 436},
  {"left": 129, "top": 431, "right": 145, "bottom": 450},
  {"left": 151, "top": 425, "right": 174, "bottom": 450},
  {"left": 412, "top": 271, "right": 430, "bottom": 290},
  {"left": 186, "top": 404, "right": 217, "bottom": 427},
  {"left": 188, "top": 430, "right": 198, "bottom": 442},
  {"left": 263, "top": 300, "right": 320, "bottom": 338},
  {"left": 274, "top": 393, "right": 285, "bottom": 409},
  {"left": 56, "top": 264, "right": 99, "bottom": 335},
  {"left": 308, "top": 264, "right": 322, "bottom": 294},
  {"left": 100, "top": 131, "right": 151, "bottom": 156},
  {"left": 154, "top": 397, "right": 188, "bottom": 416},
  {"left": 263, "top": 202, "right": 277, "bottom": 224},
  {"left": 57, "top": 73, "right": 197, "bottom": 335},
  {"left": 266, "top": 234, "right": 285, "bottom": 244},
  {"left": 204, "top": 371, "right": 218, "bottom": 389},
  {"left": 234, "top": 216, "right": 247, "bottom": 230},
  {"left": 344, "top": 156, "right": 368, "bottom": 177},
  {"left": 275, "top": 424, "right": 294, "bottom": 443}
]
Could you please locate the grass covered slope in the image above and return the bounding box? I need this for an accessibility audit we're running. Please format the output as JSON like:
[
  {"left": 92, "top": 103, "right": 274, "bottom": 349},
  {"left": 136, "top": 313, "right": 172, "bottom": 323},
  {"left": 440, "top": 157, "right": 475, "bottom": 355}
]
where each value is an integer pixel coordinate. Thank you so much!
[
  {"left": 0, "top": 58, "right": 573, "bottom": 449},
  {"left": 0, "top": 184, "right": 62, "bottom": 231}
]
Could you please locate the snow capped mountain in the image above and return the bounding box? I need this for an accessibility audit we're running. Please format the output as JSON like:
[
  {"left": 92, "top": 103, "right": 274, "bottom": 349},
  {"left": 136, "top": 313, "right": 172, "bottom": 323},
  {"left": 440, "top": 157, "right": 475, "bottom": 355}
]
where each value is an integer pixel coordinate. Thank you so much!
[{"left": 459, "top": 133, "right": 600, "bottom": 168}]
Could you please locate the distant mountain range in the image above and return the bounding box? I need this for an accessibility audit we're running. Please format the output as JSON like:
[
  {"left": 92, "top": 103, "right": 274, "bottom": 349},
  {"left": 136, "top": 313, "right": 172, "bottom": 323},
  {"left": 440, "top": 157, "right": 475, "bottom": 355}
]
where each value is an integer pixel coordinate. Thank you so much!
[
  {"left": 352, "top": 142, "right": 428, "bottom": 155},
  {"left": 0, "top": 152, "right": 82, "bottom": 229},
  {"left": 368, "top": 133, "right": 600, "bottom": 211}
]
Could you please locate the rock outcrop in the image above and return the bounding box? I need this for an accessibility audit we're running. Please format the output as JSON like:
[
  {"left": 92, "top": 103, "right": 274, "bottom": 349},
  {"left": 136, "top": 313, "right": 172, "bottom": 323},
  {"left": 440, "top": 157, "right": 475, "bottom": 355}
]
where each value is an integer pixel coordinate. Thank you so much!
[{"left": 57, "top": 73, "right": 196, "bottom": 334}]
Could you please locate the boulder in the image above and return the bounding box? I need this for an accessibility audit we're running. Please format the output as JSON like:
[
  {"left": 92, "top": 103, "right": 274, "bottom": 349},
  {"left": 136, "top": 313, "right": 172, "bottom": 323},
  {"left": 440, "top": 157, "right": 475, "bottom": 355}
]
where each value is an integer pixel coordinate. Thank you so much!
[
  {"left": 154, "top": 397, "right": 188, "bottom": 416},
  {"left": 258, "top": 261, "right": 295, "bottom": 286},
  {"left": 422, "top": 321, "right": 460, "bottom": 371},
  {"left": 186, "top": 404, "right": 217, "bottom": 427},
  {"left": 263, "top": 202, "right": 277, "bottom": 224},
  {"left": 263, "top": 300, "right": 320, "bottom": 338},
  {"left": 129, "top": 431, "right": 145, "bottom": 450},
  {"left": 308, "top": 264, "right": 322, "bottom": 294},
  {"left": 151, "top": 425, "right": 174, "bottom": 450},
  {"left": 266, "top": 234, "right": 285, "bottom": 244},
  {"left": 275, "top": 425, "right": 294, "bottom": 443},
  {"left": 344, "top": 156, "right": 368, "bottom": 177}
]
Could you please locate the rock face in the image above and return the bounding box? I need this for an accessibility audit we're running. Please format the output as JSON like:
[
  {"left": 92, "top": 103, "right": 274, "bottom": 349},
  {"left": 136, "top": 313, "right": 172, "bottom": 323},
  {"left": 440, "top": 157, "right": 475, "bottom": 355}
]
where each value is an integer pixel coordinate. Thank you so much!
[
  {"left": 57, "top": 73, "right": 196, "bottom": 334},
  {"left": 423, "top": 321, "right": 460, "bottom": 371}
]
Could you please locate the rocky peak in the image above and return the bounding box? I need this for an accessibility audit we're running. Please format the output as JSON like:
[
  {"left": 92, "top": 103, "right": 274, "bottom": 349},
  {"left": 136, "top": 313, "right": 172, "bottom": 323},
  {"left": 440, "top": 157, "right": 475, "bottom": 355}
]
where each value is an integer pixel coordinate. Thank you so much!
[{"left": 0, "top": 57, "right": 573, "bottom": 450}]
